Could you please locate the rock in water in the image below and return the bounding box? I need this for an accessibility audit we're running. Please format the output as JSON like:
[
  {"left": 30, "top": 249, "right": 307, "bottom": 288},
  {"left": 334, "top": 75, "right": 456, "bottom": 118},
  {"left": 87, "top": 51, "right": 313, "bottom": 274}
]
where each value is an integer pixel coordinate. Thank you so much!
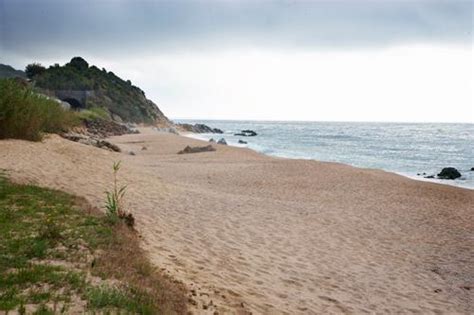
[
  {"left": 217, "top": 138, "right": 227, "bottom": 145},
  {"left": 437, "top": 167, "right": 461, "bottom": 180},
  {"left": 234, "top": 130, "right": 257, "bottom": 137},
  {"left": 238, "top": 140, "right": 247, "bottom": 144},
  {"left": 471, "top": 167, "right": 474, "bottom": 171}
]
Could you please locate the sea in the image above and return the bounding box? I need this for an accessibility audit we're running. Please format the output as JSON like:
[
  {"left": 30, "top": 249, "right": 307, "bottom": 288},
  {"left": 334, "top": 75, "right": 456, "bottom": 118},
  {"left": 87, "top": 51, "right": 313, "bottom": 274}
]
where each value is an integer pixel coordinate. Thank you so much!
[{"left": 176, "top": 120, "right": 474, "bottom": 189}]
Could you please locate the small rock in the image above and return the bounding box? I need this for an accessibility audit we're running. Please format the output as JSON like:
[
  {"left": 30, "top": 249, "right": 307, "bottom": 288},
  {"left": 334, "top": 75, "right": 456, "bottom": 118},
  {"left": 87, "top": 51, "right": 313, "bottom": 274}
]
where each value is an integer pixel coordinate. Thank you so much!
[
  {"left": 203, "top": 305, "right": 208, "bottom": 310},
  {"left": 129, "top": 151, "right": 136, "bottom": 156},
  {"left": 434, "top": 289, "right": 442, "bottom": 293},
  {"left": 141, "top": 146, "right": 147, "bottom": 150},
  {"left": 188, "top": 298, "right": 197, "bottom": 306},
  {"left": 471, "top": 167, "right": 474, "bottom": 171},
  {"left": 209, "top": 138, "right": 216, "bottom": 143},
  {"left": 217, "top": 138, "right": 227, "bottom": 145},
  {"left": 424, "top": 175, "right": 435, "bottom": 179},
  {"left": 238, "top": 140, "right": 247, "bottom": 144},
  {"left": 437, "top": 167, "right": 461, "bottom": 180}
]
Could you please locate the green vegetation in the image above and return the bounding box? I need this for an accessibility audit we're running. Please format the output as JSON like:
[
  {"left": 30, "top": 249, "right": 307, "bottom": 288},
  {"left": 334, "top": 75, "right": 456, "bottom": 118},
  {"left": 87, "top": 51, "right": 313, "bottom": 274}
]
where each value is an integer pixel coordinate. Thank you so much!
[
  {"left": 25, "top": 63, "right": 46, "bottom": 79},
  {"left": 75, "top": 106, "right": 110, "bottom": 122},
  {"left": 105, "top": 161, "right": 135, "bottom": 228},
  {"left": 31, "top": 57, "right": 166, "bottom": 124},
  {"left": 0, "top": 174, "right": 187, "bottom": 314},
  {"left": 0, "top": 79, "right": 77, "bottom": 141}
]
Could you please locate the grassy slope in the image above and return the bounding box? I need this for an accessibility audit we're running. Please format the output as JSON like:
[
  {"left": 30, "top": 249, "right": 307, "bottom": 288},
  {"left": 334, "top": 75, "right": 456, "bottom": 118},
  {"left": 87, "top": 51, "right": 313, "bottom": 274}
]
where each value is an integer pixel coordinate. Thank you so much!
[{"left": 0, "top": 175, "right": 187, "bottom": 314}]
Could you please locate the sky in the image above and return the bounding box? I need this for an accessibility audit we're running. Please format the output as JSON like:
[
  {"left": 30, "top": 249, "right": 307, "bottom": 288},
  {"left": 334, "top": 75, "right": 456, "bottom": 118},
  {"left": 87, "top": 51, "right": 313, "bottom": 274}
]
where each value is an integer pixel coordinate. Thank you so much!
[{"left": 0, "top": 0, "right": 472, "bottom": 123}]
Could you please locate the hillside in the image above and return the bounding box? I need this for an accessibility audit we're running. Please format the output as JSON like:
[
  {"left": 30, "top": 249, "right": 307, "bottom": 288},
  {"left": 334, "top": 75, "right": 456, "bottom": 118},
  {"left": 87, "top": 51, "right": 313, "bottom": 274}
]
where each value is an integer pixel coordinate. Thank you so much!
[
  {"left": 32, "top": 57, "right": 170, "bottom": 125},
  {"left": 0, "top": 64, "right": 26, "bottom": 78}
]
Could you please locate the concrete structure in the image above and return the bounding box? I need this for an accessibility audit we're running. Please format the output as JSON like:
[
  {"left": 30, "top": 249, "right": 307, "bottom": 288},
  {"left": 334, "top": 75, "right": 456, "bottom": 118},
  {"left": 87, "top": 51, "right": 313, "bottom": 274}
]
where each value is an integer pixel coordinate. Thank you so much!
[{"left": 52, "top": 90, "right": 95, "bottom": 110}]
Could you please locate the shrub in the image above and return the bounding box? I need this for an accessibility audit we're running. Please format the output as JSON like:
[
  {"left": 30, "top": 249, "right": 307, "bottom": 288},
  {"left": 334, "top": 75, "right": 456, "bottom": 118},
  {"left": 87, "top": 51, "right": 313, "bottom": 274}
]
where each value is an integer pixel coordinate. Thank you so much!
[
  {"left": 0, "top": 79, "right": 77, "bottom": 141},
  {"left": 76, "top": 107, "right": 110, "bottom": 122},
  {"left": 25, "top": 63, "right": 46, "bottom": 79}
]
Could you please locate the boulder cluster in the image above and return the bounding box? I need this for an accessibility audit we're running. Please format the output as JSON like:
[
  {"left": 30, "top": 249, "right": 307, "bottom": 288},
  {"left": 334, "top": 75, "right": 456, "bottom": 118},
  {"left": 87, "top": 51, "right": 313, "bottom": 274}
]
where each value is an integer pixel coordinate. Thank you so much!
[
  {"left": 84, "top": 119, "right": 139, "bottom": 138},
  {"left": 209, "top": 138, "right": 227, "bottom": 145},
  {"left": 177, "top": 123, "right": 223, "bottom": 134},
  {"left": 61, "top": 133, "right": 121, "bottom": 152},
  {"left": 61, "top": 119, "right": 138, "bottom": 152},
  {"left": 422, "top": 167, "right": 468, "bottom": 180}
]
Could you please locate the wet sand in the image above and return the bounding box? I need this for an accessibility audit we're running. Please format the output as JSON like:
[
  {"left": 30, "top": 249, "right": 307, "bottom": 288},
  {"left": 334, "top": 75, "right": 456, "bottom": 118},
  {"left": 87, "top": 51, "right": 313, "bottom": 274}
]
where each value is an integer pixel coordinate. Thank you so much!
[{"left": 0, "top": 128, "right": 473, "bottom": 314}]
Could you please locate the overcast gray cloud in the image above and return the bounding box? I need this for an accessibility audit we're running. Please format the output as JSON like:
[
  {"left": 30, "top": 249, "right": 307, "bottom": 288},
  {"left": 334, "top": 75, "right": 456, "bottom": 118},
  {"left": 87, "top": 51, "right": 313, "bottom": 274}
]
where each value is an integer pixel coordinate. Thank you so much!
[
  {"left": 1, "top": 0, "right": 472, "bottom": 64},
  {"left": 1, "top": 0, "right": 472, "bottom": 122}
]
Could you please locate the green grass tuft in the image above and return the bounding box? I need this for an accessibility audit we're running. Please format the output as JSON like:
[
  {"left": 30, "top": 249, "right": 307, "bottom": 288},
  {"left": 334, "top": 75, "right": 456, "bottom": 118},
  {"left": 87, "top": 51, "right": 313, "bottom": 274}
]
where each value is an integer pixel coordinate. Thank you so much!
[{"left": 76, "top": 106, "right": 110, "bottom": 122}]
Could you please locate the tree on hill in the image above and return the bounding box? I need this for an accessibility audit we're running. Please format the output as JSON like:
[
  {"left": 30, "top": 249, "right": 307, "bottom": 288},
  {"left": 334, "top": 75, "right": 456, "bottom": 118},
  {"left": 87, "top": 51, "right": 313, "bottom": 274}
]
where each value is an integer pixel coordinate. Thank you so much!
[
  {"left": 25, "top": 63, "right": 46, "bottom": 79},
  {"left": 67, "top": 57, "right": 89, "bottom": 71}
]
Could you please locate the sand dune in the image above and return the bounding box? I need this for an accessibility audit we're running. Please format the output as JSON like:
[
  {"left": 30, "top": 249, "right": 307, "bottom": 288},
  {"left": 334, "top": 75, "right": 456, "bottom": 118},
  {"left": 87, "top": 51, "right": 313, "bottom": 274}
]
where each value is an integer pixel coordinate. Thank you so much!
[{"left": 0, "top": 129, "right": 473, "bottom": 314}]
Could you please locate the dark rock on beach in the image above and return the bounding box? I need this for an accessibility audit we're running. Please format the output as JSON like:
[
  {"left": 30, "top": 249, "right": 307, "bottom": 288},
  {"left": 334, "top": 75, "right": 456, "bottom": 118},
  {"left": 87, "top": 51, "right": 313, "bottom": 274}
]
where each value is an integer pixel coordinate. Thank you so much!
[
  {"left": 84, "top": 119, "right": 139, "bottom": 138},
  {"left": 178, "top": 145, "right": 216, "bottom": 154},
  {"left": 234, "top": 130, "right": 257, "bottom": 137},
  {"left": 437, "top": 167, "right": 461, "bottom": 180},
  {"left": 424, "top": 175, "right": 435, "bottom": 179},
  {"left": 177, "top": 123, "right": 223, "bottom": 134},
  {"left": 62, "top": 133, "right": 121, "bottom": 152},
  {"left": 96, "top": 140, "right": 121, "bottom": 152},
  {"left": 238, "top": 140, "right": 247, "bottom": 144},
  {"left": 217, "top": 138, "right": 227, "bottom": 145}
]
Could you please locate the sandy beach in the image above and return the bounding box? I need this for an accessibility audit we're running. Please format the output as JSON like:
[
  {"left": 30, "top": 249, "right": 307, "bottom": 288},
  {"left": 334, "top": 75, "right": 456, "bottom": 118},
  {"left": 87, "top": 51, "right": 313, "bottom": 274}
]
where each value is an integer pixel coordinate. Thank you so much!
[{"left": 0, "top": 128, "right": 473, "bottom": 314}]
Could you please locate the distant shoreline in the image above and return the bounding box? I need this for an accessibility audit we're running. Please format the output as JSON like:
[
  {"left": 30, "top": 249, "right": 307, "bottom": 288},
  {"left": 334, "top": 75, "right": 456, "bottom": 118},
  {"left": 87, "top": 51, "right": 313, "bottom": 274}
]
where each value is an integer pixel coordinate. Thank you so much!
[{"left": 182, "top": 131, "right": 474, "bottom": 191}]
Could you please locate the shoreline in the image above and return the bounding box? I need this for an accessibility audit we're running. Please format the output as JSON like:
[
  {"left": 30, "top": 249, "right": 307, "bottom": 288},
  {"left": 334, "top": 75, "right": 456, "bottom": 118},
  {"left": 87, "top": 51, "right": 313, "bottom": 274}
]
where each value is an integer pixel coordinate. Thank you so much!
[
  {"left": 182, "top": 131, "right": 474, "bottom": 191},
  {"left": 1, "top": 128, "right": 473, "bottom": 314}
]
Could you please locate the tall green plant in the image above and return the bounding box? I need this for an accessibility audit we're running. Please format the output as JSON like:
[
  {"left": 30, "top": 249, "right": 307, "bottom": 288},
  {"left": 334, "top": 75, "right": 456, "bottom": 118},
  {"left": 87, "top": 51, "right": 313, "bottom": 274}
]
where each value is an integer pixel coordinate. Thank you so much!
[
  {"left": 105, "top": 161, "right": 134, "bottom": 227},
  {"left": 0, "top": 79, "right": 77, "bottom": 141}
]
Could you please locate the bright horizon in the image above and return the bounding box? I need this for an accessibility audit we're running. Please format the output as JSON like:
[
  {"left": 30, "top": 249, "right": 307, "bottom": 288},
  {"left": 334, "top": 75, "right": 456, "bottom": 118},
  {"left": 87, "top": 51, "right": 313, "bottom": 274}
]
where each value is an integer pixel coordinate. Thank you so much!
[{"left": 1, "top": 0, "right": 473, "bottom": 123}]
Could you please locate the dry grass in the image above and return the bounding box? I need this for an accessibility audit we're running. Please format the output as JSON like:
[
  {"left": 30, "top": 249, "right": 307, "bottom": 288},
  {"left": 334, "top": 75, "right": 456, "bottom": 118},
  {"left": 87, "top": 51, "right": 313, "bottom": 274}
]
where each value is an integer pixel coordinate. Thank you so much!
[{"left": 90, "top": 209, "right": 188, "bottom": 314}]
